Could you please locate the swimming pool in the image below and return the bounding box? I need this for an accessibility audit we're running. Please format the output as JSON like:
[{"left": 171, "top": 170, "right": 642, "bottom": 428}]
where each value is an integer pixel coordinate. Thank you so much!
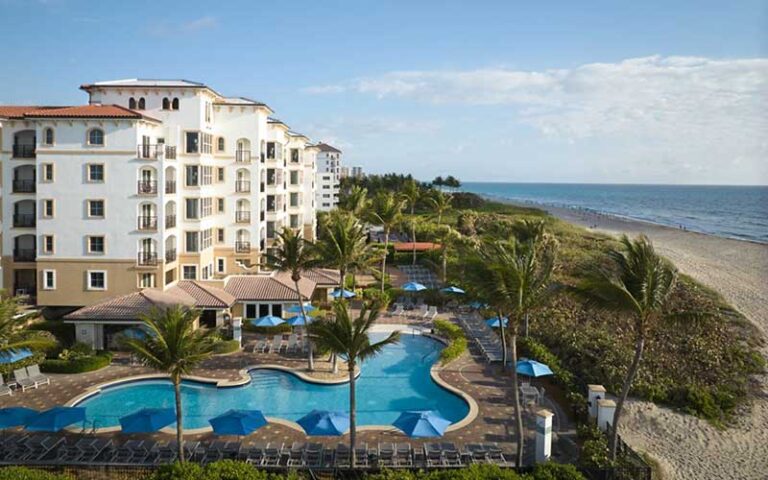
[{"left": 75, "top": 333, "right": 470, "bottom": 430}]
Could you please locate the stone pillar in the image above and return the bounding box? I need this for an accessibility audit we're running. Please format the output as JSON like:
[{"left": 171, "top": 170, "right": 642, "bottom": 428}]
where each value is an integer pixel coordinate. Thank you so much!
[
  {"left": 232, "top": 317, "right": 243, "bottom": 348},
  {"left": 587, "top": 385, "right": 607, "bottom": 420},
  {"left": 597, "top": 399, "right": 616, "bottom": 432},
  {"left": 535, "top": 409, "right": 554, "bottom": 463}
]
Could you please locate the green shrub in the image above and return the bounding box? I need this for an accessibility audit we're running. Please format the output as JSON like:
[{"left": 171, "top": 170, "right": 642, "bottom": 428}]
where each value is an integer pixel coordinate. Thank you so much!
[
  {"left": 202, "top": 460, "right": 269, "bottom": 480},
  {"left": 433, "top": 319, "right": 467, "bottom": 364},
  {"left": 362, "top": 288, "right": 393, "bottom": 310},
  {"left": 577, "top": 425, "right": 612, "bottom": 469},
  {"left": 0, "top": 351, "right": 45, "bottom": 376},
  {"left": 27, "top": 320, "right": 75, "bottom": 347},
  {"left": 213, "top": 339, "right": 241, "bottom": 355},
  {"left": 531, "top": 462, "right": 586, "bottom": 480},
  {"left": 150, "top": 462, "right": 204, "bottom": 480},
  {"left": 0, "top": 467, "right": 73, "bottom": 480},
  {"left": 41, "top": 352, "right": 112, "bottom": 374}
]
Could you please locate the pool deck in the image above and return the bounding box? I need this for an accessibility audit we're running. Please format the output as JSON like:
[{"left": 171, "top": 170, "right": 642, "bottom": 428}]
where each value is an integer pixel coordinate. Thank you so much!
[{"left": 0, "top": 313, "right": 576, "bottom": 464}]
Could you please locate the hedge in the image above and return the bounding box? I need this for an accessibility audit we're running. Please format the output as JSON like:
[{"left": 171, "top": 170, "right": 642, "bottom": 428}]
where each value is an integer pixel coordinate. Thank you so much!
[
  {"left": 27, "top": 320, "right": 76, "bottom": 347},
  {"left": 213, "top": 340, "right": 241, "bottom": 355},
  {"left": 433, "top": 319, "right": 468, "bottom": 365},
  {"left": 0, "top": 467, "right": 73, "bottom": 480},
  {"left": 40, "top": 352, "right": 113, "bottom": 374}
]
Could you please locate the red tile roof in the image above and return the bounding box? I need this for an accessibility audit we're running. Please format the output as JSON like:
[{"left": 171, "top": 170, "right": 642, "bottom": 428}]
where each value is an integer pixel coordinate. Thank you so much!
[
  {"left": 0, "top": 106, "right": 64, "bottom": 119},
  {"left": 169, "top": 281, "right": 236, "bottom": 309},
  {"left": 63, "top": 289, "right": 196, "bottom": 322},
  {"left": 224, "top": 274, "right": 316, "bottom": 302},
  {"left": 302, "top": 268, "right": 341, "bottom": 287},
  {"left": 393, "top": 242, "right": 442, "bottom": 252},
  {"left": 23, "top": 104, "right": 160, "bottom": 121},
  {"left": 316, "top": 142, "right": 342, "bottom": 153}
]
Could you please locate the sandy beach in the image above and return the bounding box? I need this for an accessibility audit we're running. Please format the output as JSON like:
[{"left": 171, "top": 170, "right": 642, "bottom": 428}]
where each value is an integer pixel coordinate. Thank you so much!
[{"left": 519, "top": 201, "right": 768, "bottom": 479}]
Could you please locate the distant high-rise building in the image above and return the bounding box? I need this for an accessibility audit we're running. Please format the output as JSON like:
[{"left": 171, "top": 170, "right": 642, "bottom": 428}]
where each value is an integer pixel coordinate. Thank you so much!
[{"left": 315, "top": 143, "right": 342, "bottom": 211}]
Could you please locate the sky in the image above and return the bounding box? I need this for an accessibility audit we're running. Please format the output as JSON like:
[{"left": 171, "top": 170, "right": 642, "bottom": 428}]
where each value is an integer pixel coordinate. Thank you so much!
[{"left": 1, "top": 0, "right": 766, "bottom": 185}]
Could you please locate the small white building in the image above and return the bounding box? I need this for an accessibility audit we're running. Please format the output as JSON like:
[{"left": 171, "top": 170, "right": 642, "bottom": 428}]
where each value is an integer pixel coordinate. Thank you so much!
[{"left": 314, "top": 143, "right": 342, "bottom": 211}]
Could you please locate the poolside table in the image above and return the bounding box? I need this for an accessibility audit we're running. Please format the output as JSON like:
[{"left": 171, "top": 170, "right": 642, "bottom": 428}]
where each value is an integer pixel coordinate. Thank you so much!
[{"left": 519, "top": 384, "right": 540, "bottom": 405}]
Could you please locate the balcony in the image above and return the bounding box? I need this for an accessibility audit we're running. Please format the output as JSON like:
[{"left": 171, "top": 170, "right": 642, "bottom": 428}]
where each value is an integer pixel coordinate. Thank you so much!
[
  {"left": 12, "top": 180, "right": 35, "bottom": 193},
  {"left": 13, "top": 249, "right": 36, "bottom": 262},
  {"left": 260, "top": 182, "right": 265, "bottom": 193},
  {"left": 260, "top": 210, "right": 266, "bottom": 222},
  {"left": 165, "top": 215, "right": 177, "bottom": 229},
  {"left": 165, "top": 146, "right": 177, "bottom": 160},
  {"left": 137, "top": 180, "right": 157, "bottom": 195},
  {"left": 137, "top": 251, "right": 158, "bottom": 266},
  {"left": 13, "top": 214, "right": 35, "bottom": 228},
  {"left": 165, "top": 181, "right": 177, "bottom": 194},
  {"left": 236, "top": 150, "right": 252, "bottom": 163},
  {"left": 260, "top": 239, "right": 266, "bottom": 251},
  {"left": 235, "top": 181, "right": 251, "bottom": 193},
  {"left": 235, "top": 241, "right": 251, "bottom": 253},
  {"left": 165, "top": 249, "right": 177, "bottom": 263},
  {"left": 137, "top": 144, "right": 163, "bottom": 159},
  {"left": 137, "top": 216, "right": 158, "bottom": 231},
  {"left": 235, "top": 211, "right": 251, "bottom": 224},
  {"left": 12, "top": 144, "right": 35, "bottom": 158}
]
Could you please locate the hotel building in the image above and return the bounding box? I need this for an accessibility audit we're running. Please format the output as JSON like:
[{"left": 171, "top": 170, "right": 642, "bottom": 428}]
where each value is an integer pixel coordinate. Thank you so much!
[{"left": 314, "top": 142, "right": 342, "bottom": 212}]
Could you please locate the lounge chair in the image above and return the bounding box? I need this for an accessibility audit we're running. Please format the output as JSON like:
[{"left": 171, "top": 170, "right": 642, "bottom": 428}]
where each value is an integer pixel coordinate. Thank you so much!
[
  {"left": 0, "top": 374, "right": 13, "bottom": 397},
  {"left": 465, "top": 443, "right": 489, "bottom": 463},
  {"left": 335, "top": 442, "right": 351, "bottom": 467},
  {"left": 441, "top": 442, "right": 462, "bottom": 466},
  {"left": 13, "top": 368, "right": 36, "bottom": 392},
  {"left": 286, "top": 441, "right": 305, "bottom": 466},
  {"left": 395, "top": 443, "right": 413, "bottom": 466},
  {"left": 286, "top": 334, "right": 298, "bottom": 353},
  {"left": 26, "top": 365, "right": 50, "bottom": 386},
  {"left": 263, "top": 442, "right": 282, "bottom": 466},
  {"left": 425, "top": 443, "right": 444, "bottom": 466},
  {"left": 354, "top": 442, "right": 369, "bottom": 467},
  {"left": 243, "top": 442, "right": 266, "bottom": 465},
  {"left": 378, "top": 442, "right": 395, "bottom": 467},
  {"left": 304, "top": 442, "right": 323, "bottom": 467},
  {"left": 269, "top": 334, "right": 284, "bottom": 353}
]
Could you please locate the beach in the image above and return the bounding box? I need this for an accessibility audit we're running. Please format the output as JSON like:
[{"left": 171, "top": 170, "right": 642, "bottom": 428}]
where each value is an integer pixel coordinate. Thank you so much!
[{"left": 523, "top": 202, "right": 768, "bottom": 479}]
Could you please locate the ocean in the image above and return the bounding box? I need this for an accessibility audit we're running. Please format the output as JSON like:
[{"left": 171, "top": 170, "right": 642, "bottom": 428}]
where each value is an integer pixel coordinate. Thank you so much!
[{"left": 462, "top": 183, "right": 768, "bottom": 244}]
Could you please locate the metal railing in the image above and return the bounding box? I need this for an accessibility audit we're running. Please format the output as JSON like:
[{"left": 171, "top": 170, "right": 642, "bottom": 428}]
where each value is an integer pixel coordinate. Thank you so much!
[
  {"left": 165, "top": 181, "right": 176, "bottom": 194},
  {"left": 235, "top": 149, "right": 252, "bottom": 163},
  {"left": 165, "top": 215, "right": 176, "bottom": 229},
  {"left": 12, "top": 179, "right": 35, "bottom": 193},
  {"left": 137, "top": 144, "right": 162, "bottom": 159},
  {"left": 137, "top": 251, "right": 158, "bottom": 266},
  {"left": 137, "top": 180, "right": 157, "bottom": 195},
  {"left": 165, "top": 145, "right": 177, "bottom": 159},
  {"left": 12, "top": 144, "right": 35, "bottom": 158},
  {"left": 165, "top": 249, "right": 177, "bottom": 263},
  {"left": 235, "top": 211, "right": 251, "bottom": 223},
  {"left": 235, "top": 241, "right": 251, "bottom": 253},
  {"left": 13, "top": 213, "right": 35, "bottom": 228},
  {"left": 235, "top": 180, "right": 251, "bottom": 193},
  {"left": 13, "top": 248, "right": 36, "bottom": 262},
  {"left": 137, "top": 216, "right": 158, "bottom": 230}
]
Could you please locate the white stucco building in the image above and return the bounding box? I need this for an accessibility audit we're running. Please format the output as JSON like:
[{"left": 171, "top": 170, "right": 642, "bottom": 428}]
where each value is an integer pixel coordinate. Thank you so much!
[
  {"left": 0, "top": 79, "right": 318, "bottom": 309},
  {"left": 315, "top": 142, "right": 342, "bottom": 211}
]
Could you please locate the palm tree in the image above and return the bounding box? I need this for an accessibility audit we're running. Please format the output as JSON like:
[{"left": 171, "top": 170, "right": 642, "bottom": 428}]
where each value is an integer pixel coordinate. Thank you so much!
[
  {"left": 340, "top": 185, "right": 369, "bottom": 216},
  {"left": 432, "top": 224, "right": 460, "bottom": 284},
  {"left": 428, "top": 190, "right": 453, "bottom": 226},
  {"left": 572, "top": 235, "right": 679, "bottom": 461},
  {"left": 314, "top": 212, "right": 370, "bottom": 291},
  {"left": 368, "top": 192, "right": 405, "bottom": 293},
  {"left": 400, "top": 180, "right": 422, "bottom": 265},
  {"left": 0, "top": 294, "right": 56, "bottom": 356},
  {"left": 262, "top": 227, "right": 318, "bottom": 370},
  {"left": 308, "top": 302, "right": 400, "bottom": 467},
  {"left": 122, "top": 307, "right": 216, "bottom": 462}
]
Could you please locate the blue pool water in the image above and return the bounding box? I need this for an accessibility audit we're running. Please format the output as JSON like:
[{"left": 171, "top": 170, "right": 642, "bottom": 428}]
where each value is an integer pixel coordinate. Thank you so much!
[{"left": 76, "top": 334, "right": 469, "bottom": 430}]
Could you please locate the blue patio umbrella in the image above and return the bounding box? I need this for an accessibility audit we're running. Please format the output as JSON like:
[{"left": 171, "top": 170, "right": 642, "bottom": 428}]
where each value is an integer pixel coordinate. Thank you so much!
[
  {"left": 120, "top": 328, "right": 148, "bottom": 340},
  {"left": 26, "top": 406, "right": 86, "bottom": 432},
  {"left": 469, "top": 301, "right": 488, "bottom": 310},
  {"left": 285, "top": 303, "right": 317, "bottom": 314},
  {"left": 485, "top": 316, "right": 509, "bottom": 328},
  {"left": 440, "top": 286, "right": 465, "bottom": 294},
  {"left": 402, "top": 282, "right": 427, "bottom": 292},
  {"left": 119, "top": 408, "right": 176, "bottom": 433},
  {"left": 393, "top": 410, "right": 451, "bottom": 438},
  {"left": 287, "top": 314, "right": 314, "bottom": 327},
  {"left": 516, "top": 358, "right": 554, "bottom": 378},
  {"left": 296, "top": 410, "right": 350, "bottom": 436},
  {"left": 251, "top": 315, "right": 285, "bottom": 327},
  {"left": 209, "top": 409, "right": 267, "bottom": 436},
  {"left": 331, "top": 289, "right": 356, "bottom": 299},
  {"left": 0, "top": 407, "right": 38, "bottom": 429},
  {"left": 0, "top": 348, "right": 32, "bottom": 364}
]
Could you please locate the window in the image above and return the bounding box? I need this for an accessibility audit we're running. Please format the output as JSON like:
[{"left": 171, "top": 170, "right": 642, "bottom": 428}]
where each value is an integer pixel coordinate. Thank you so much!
[
  {"left": 200, "top": 228, "right": 213, "bottom": 250},
  {"left": 217, "top": 167, "right": 225, "bottom": 182},
  {"left": 182, "top": 265, "right": 197, "bottom": 280},
  {"left": 266, "top": 142, "right": 276, "bottom": 159},
  {"left": 137, "top": 98, "right": 146, "bottom": 110},
  {"left": 185, "top": 231, "right": 199, "bottom": 252},
  {"left": 138, "top": 273, "right": 155, "bottom": 288},
  {"left": 43, "top": 128, "right": 54, "bottom": 146},
  {"left": 216, "top": 257, "right": 225, "bottom": 274},
  {"left": 291, "top": 148, "right": 299, "bottom": 163},
  {"left": 217, "top": 137, "right": 225, "bottom": 152},
  {"left": 201, "top": 166, "right": 213, "bottom": 185},
  {"left": 88, "top": 128, "right": 104, "bottom": 146},
  {"left": 87, "top": 270, "right": 107, "bottom": 290},
  {"left": 165, "top": 269, "right": 176, "bottom": 286},
  {"left": 216, "top": 228, "right": 225, "bottom": 243},
  {"left": 87, "top": 200, "right": 105, "bottom": 218},
  {"left": 87, "top": 164, "right": 104, "bottom": 182},
  {"left": 42, "top": 270, "right": 56, "bottom": 290},
  {"left": 290, "top": 214, "right": 299, "bottom": 229},
  {"left": 42, "top": 235, "right": 54, "bottom": 254},
  {"left": 162, "top": 98, "right": 170, "bottom": 110},
  {"left": 322, "top": 193, "right": 330, "bottom": 198},
  {"left": 185, "top": 198, "right": 200, "bottom": 219},
  {"left": 41, "top": 163, "right": 54, "bottom": 182},
  {"left": 201, "top": 133, "right": 213, "bottom": 154},
  {"left": 129, "top": 98, "right": 137, "bottom": 109},
  {"left": 185, "top": 165, "right": 199, "bottom": 186},
  {"left": 185, "top": 132, "right": 199, "bottom": 154},
  {"left": 172, "top": 98, "right": 179, "bottom": 110},
  {"left": 290, "top": 171, "right": 299, "bottom": 185},
  {"left": 201, "top": 198, "right": 213, "bottom": 217},
  {"left": 290, "top": 192, "right": 299, "bottom": 207},
  {"left": 201, "top": 265, "right": 210, "bottom": 280},
  {"left": 42, "top": 199, "right": 54, "bottom": 218},
  {"left": 217, "top": 198, "right": 225, "bottom": 213},
  {"left": 205, "top": 102, "right": 212, "bottom": 123},
  {"left": 88, "top": 236, "right": 105, "bottom": 254}
]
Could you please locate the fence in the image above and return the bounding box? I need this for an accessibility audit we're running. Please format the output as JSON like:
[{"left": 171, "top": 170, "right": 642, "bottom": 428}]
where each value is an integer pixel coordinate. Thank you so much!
[{"left": 580, "top": 435, "right": 652, "bottom": 480}]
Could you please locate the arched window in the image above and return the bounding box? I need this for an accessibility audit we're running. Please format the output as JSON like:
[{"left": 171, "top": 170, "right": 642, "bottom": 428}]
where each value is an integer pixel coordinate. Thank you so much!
[
  {"left": 162, "top": 98, "right": 170, "bottom": 110},
  {"left": 171, "top": 98, "right": 179, "bottom": 110},
  {"left": 88, "top": 128, "right": 105, "bottom": 146},
  {"left": 217, "top": 137, "right": 225, "bottom": 152},
  {"left": 129, "top": 97, "right": 137, "bottom": 109},
  {"left": 137, "top": 98, "right": 146, "bottom": 110},
  {"left": 43, "top": 128, "right": 54, "bottom": 145}
]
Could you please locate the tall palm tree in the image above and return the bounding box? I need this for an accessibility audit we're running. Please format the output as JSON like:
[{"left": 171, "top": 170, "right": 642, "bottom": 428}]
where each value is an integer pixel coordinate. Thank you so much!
[
  {"left": 262, "top": 227, "right": 318, "bottom": 370},
  {"left": 368, "top": 192, "right": 405, "bottom": 293},
  {"left": 400, "top": 180, "right": 422, "bottom": 265},
  {"left": 314, "top": 212, "right": 370, "bottom": 290},
  {"left": 123, "top": 307, "right": 216, "bottom": 462},
  {"left": 308, "top": 302, "right": 400, "bottom": 467},
  {"left": 428, "top": 190, "right": 453, "bottom": 226},
  {"left": 340, "top": 185, "right": 369, "bottom": 216},
  {"left": 432, "top": 224, "right": 460, "bottom": 284},
  {"left": 0, "top": 294, "right": 56, "bottom": 356},
  {"left": 572, "top": 235, "right": 679, "bottom": 460}
]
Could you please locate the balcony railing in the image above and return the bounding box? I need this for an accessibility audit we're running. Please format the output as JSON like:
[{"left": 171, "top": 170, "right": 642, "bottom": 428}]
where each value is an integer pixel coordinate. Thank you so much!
[
  {"left": 137, "top": 180, "right": 157, "bottom": 195},
  {"left": 260, "top": 210, "right": 266, "bottom": 222},
  {"left": 12, "top": 144, "right": 35, "bottom": 158},
  {"left": 235, "top": 241, "right": 251, "bottom": 253},
  {"left": 12, "top": 180, "right": 35, "bottom": 193},
  {"left": 235, "top": 211, "right": 251, "bottom": 223},
  {"left": 235, "top": 180, "right": 251, "bottom": 193},
  {"left": 13, "top": 214, "right": 35, "bottom": 228},
  {"left": 13, "top": 248, "right": 36, "bottom": 262},
  {"left": 165, "top": 249, "right": 177, "bottom": 263},
  {"left": 235, "top": 149, "right": 252, "bottom": 163},
  {"left": 165, "top": 146, "right": 177, "bottom": 160},
  {"left": 165, "top": 214, "right": 176, "bottom": 229},
  {"left": 137, "top": 251, "right": 158, "bottom": 266},
  {"left": 137, "top": 216, "right": 158, "bottom": 231},
  {"left": 165, "top": 181, "right": 176, "bottom": 194},
  {"left": 137, "top": 144, "right": 163, "bottom": 159}
]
